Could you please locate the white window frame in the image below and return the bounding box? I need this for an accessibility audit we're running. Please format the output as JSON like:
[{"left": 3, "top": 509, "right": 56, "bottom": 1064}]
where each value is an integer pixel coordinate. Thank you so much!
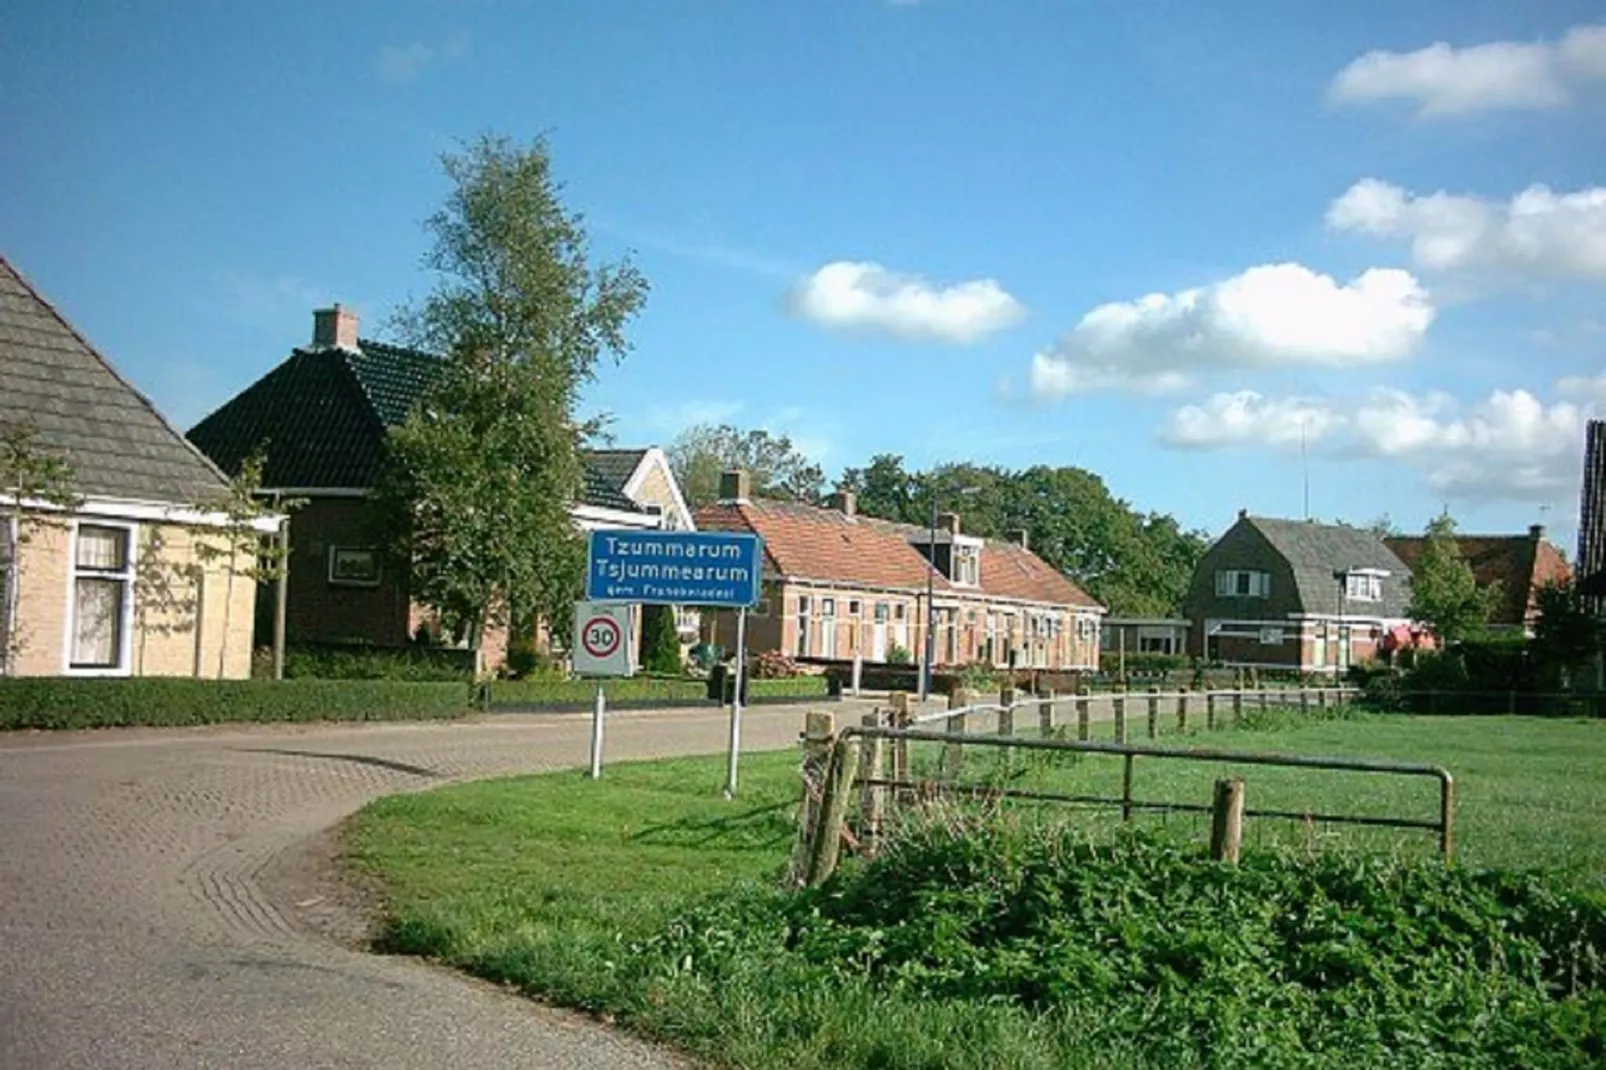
[
  {"left": 795, "top": 594, "right": 812, "bottom": 657},
  {"left": 0, "top": 516, "right": 15, "bottom": 675},
  {"left": 953, "top": 544, "right": 981, "bottom": 587},
  {"left": 1215, "top": 569, "right": 1270, "bottom": 598},
  {"left": 1345, "top": 573, "right": 1382, "bottom": 602},
  {"left": 64, "top": 520, "right": 137, "bottom": 677}
]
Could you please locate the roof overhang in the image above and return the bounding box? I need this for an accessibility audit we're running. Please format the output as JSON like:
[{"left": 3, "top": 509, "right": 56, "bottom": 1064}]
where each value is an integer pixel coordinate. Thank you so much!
[
  {"left": 4, "top": 494, "right": 283, "bottom": 533},
  {"left": 571, "top": 503, "right": 662, "bottom": 530}
]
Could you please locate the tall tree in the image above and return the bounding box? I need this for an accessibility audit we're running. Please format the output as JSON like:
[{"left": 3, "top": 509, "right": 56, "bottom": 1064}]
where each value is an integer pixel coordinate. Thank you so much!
[
  {"left": 0, "top": 421, "right": 81, "bottom": 673},
  {"left": 371, "top": 134, "right": 648, "bottom": 669},
  {"left": 1530, "top": 578, "right": 1598, "bottom": 687},
  {"left": 844, "top": 458, "right": 1207, "bottom": 617},
  {"left": 669, "top": 423, "right": 825, "bottom": 508},
  {"left": 1406, "top": 512, "right": 1499, "bottom": 644}
]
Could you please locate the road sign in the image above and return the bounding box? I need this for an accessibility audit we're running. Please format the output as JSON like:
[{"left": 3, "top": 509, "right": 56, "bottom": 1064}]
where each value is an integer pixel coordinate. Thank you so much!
[
  {"left": 572, "top": 601, "right": 633, "bottom": 677},
  {"left": 585, "top": 530, "right": 764, "bottom": 608}
]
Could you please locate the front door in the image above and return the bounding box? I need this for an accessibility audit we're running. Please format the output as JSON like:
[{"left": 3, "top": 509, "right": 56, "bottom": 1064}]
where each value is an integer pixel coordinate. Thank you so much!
[
  {"left": 872, "top": 602, "right": 889, "bottom": 661},
  {"left": 821, "top": 598, "right": 837, "bottom": 659}
]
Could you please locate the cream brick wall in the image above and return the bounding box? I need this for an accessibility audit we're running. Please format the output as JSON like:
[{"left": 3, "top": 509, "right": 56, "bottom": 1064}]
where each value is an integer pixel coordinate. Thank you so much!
[
  {"left": 630, "top": 459, "right": 686, "bottom": 528},
  {"left": 8, "top": 516, "right": 72, "bottom": 676},
  {"left": 4, "top": 516, "right": 257, "bottom": 679}
]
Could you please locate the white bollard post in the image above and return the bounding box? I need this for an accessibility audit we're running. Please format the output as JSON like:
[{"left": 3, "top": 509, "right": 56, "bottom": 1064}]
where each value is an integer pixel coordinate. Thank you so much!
[{"left": 851, "top": 652, "right": 863, "bottom": 697}]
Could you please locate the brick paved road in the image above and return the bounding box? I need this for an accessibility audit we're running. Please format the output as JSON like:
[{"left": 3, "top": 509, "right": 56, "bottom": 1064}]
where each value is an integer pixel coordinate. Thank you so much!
[{"left": 0, "top": 703, "right": 851, "bottom": 1069}]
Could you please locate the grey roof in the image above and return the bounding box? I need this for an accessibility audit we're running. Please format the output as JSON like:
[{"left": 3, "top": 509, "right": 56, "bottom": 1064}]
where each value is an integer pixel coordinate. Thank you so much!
[
  {"left": 1248, "top": 516, "right": 1412, "bottom": 617},
  {"left": 584, "top": 448, "right": 648, "bottom": 492},
  {"left": 0, "top": 256, "right": 227, "bottom": 505}
]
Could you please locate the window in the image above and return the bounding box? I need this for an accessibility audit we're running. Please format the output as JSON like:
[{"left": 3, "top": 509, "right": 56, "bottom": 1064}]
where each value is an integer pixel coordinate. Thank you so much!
[
  {"left": 894, "top": 604, "right": 906, "bottom": 621},
  {"left": 0, "top": 519, "right": 13, "bottom": 673},
  {"left": 1259, "top": 626, "right": 1284, "bottom": 645},
  {"left": 873, "top": 602, "right": 889, "bottom": 623},
  {"left": 71, "top": 524, "right": 133, "bottom": 671},
  {"left": 328, "top": 546, "right": 380, "bottom": 587},
  {"left": 953, "top": 545, "right": 981, "bottom": 587},
  {"left": 1345, "top": 573, "right": 1382, "bottom": 602},
  {"left": 848, "top": 600, "right": 862, "bottom": 617},
  {"left": 1076, "top": 617, "right": 1096, "bottom": 641},
  {"left": 795, "top": 595, "right": 812, "bottom": 657},
  {"left": 1215, "top": 569, "right": 1270, "bottom": 598},
  {"left": 821, "top": 597, "right": 836, "bottom": 617}
]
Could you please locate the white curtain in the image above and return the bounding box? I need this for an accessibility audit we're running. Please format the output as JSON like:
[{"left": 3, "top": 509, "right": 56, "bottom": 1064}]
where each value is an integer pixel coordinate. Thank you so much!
[{"left": 73, "top": 577, "right": 123, "bottom": 667}]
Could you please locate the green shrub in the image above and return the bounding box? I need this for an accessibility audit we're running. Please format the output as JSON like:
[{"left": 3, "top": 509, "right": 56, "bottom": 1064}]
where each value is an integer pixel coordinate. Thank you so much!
[
  {"left": 0, "top": 678, "right": 470, "bottom": 730},
  {"left": 635, "top": 821, "right": 1606, "bottom": 1069},
  {"left": 277, "top": 642, "right": 473, "bottom": 682},
  {"left": 638, "top": 605, "right": 684, "bottom": 675},
  {"left": 1099, "top": 651, "right": 1187, "bottom": 676},
  {"left": 747, "top": 675, "right": 830, "bottom": 699},
  {"left": 489, "top": 676, "right": 707, "bottom": 708},
  {"left": 886, "top": 643, "right": 913, "bottom": 666}
]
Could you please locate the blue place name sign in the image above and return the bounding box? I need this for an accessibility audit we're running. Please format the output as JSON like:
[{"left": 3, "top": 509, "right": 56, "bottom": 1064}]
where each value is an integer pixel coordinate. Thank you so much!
[{"left": 585, "top": 530, "right": 765, "bottom": 608}]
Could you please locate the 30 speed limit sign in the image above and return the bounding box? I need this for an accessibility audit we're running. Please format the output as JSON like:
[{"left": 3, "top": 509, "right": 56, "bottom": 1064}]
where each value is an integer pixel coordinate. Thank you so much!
[{"left": 572, "top": 601, "right": 634, "bottom": 677}]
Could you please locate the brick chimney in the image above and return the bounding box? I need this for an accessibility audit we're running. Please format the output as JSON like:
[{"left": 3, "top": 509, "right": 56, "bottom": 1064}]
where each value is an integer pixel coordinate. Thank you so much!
[
  {"left": 719, "top": 469, "right": 751, "bottom": 504},
  {"left": 1530, "top": 523, "right": 1545, "bottom": 541},
  {"left": 938, "top": 512, "right": 961, "bottom": 535},
  {"left": 827, "top": 489, "right": 857, "bottom": 516},
  {"left": 1009, "top": 528, "right": 1030, "bottom": 550},
  {"left": 1238, "top": 507, "right": 1249, "bottom": 520},
  {"left": 312, "top": 304, "right": 359, "bottom": 351}
]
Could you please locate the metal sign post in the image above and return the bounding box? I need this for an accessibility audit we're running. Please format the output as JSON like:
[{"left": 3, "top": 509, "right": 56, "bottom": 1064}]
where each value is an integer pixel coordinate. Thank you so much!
[
  {"left": 573, "top": 601, "right": 633, "bottom": 779},
  {"left": 725, "top": 606, "right": 747, "bottom": 798}
]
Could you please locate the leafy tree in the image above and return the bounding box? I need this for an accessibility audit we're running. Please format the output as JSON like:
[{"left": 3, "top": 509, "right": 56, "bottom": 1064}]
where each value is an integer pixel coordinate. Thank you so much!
[
  {"left": 371, "top": 134, "right": 647, "bottom": 672},
  {"left": 0, "top": 421, "right": 81, "bottom": 672},
  {"left": 843, "top": 458, "right": 1207, "bottom": 617},
  {"left": 1406, "top": 512, "right": 1499, "bottom": 644},
  {"left": 669, "top": 423, "right": 825, "bottom": 508},
  {"left": 638, "top": 604, "right": 683, "bottom": 674},
  {"left": 1530, "top": 578, "right": 1598, "bottom": 687}
]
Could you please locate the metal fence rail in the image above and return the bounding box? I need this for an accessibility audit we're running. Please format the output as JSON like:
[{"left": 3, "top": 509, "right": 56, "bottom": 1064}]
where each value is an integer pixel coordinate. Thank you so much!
[{"left": 837, "top": 722, "right": 1456, "bottom": 862}]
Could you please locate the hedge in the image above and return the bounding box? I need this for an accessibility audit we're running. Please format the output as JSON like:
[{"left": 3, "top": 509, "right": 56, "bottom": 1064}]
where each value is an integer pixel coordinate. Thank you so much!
[
  {"left": 0, "top": 678, "right": 472, "bottom": 731},
  {"left": 488, "top": 673, "right": 832, "bottom": 710}
]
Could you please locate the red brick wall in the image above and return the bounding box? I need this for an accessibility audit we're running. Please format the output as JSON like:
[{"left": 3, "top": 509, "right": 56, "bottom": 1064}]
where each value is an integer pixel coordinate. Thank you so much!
[{"left": 285, "top": 499, "right": 411, "bottom": 645}]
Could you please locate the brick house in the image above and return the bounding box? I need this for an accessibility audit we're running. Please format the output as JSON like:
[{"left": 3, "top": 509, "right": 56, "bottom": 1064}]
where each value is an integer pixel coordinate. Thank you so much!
[
  {"left": 695, "top": 472, "right": 1104, "bottom": 670},
  {"left": 1183, "top": 512, "right": 1413, "bottom": 673},
  {"left": 1385, "top": 524, "right": 1570, "bottom": 637},
  {"left": 186, "top": 305, "right": 670, "bottom": 667},
  {"left": 1, "top": 256, "right": 269, "bottom": 679}
]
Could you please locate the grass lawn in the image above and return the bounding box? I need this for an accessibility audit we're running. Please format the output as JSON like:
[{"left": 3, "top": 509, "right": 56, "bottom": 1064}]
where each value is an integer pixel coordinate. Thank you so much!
[{"left": 347, "top": 713, "right": 1606, "bottom": 1068}]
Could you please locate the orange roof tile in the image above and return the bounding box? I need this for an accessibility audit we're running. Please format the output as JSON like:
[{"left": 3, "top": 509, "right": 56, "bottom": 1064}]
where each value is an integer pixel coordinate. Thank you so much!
[
  {"left": 1385, "top": 532, "right": 1572, "bottom": 626},
  {"left": 695, "top": 499, "right": 1102, "bottom": 610}
]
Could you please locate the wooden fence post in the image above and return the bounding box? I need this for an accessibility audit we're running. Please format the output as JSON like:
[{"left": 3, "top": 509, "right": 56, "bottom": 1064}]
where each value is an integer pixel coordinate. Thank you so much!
[
  {"left": 1039, "top": 690, "right": 1055, "bottom": 737},
  {"left": 1232, "top": 689, "right": 1244, "bottom": 726},
  {"left": 1114, "top": 695, "right": 1128, "bottom": 743},
  {"left": 1318, "top": 687, "right": 1328, "bottom": 711},
  {"left": 1177, "top": 688, "right": 1189, "bottom": 732},
  {"left": 889, "top": 691, "right": 912, "bottom": 801},
  {"left": 806, "top": 736, "right": 863, "bottom": 886},
  {"left": 1206, "top": 691, "right": 1217, "bottom": 730},
  {"left": 1076, "top": 695, "right": 1090, "bottom": 741},
  {"left": 1147, "top": 690, "right": 1159, "bottom": 739},
  {"left": 940, "top": 688, "right": 972, "bottom": 779},
  {"left": 858, "top": 711, "right": 885, "bottom": 856},
  {"left": 1258, "top": 688, "right": 1269, "bottom": 717},
  {"left": 1209, "top": 777, "right": 1246, "bottom": 864},
  {"left": 790, "top": 711, "right": 837, "bottom": 885},
  {"left": 1300, "top": 688, "right": 1310, "bottom": 718}
]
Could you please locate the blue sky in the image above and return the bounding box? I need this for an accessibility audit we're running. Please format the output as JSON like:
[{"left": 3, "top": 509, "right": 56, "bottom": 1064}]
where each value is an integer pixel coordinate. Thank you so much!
[{"left": 4, "top": 1, "right": 1604, "bottom": 547}]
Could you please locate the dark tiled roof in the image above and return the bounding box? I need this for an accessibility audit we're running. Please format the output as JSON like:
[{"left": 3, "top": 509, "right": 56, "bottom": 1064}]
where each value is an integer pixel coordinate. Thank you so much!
[
  {"left": 0, "top": 256, "right": 227, "bottom": 504},
  {"left": 187, "top": 341, "right": 644, "bottom": 514},
  {"left": 697, "top": 498, "right": 1102, "bottom": 610},
  {"left": 1246, "top": 517, "right": 1412, "bottom": 617},
  {"left": 1386, "top": 532, "right": 1571, "bottom": 627},
  {"left": 585, "top": 448, "right": 648, "bottom": 492}
]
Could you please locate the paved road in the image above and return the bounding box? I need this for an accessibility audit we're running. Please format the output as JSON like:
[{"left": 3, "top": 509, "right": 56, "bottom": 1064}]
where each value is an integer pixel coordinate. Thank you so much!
[{"left": 0, "top": 703, "right": 858, "bottom": 1069}]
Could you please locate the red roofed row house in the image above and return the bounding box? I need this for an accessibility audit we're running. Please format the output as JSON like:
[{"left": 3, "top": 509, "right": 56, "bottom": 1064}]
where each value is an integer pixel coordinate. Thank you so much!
[{"left": 696, "top": 471, "right": 1104, "bottom": 671}]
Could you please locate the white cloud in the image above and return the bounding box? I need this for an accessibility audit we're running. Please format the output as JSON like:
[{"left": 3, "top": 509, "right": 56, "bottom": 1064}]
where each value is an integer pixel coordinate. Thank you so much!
[
  {"left": 789, "top": 261, "right": 1026, "bottom": 344},
  {"left": 1162, "top": 391, "right": 1346, "bottom": 450},
  {"left": 1328, "top": 178, "right": 1606, "bottom": 283},
  {"left": 1027, "top": 263, "right": 1434, "bottom": 398},
  {"left": 1161, "top": 381, "right": 1602, "bottom": 501},
  {"left": 374, "top": 32, "right": 471, "bottom": 83},
  {"left": 1329, "top": 23, "right": 1606, "bottom": 117}
]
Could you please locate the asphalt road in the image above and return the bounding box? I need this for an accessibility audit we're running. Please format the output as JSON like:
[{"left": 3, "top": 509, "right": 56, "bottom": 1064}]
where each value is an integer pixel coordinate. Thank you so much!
[{"left": 0, "top": 703, "right": 855, "bottom": 1069}]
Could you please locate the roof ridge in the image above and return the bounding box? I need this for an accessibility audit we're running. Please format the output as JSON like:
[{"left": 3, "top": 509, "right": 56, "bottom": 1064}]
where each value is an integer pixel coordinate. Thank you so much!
[{"left": 0, "top": 255, "right": 230, "bottom": 493}]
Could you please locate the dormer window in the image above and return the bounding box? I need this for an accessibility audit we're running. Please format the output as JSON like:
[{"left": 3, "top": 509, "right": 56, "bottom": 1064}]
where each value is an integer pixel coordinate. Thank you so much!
[
  {"left": 1344, "top": 569, "right": 1386, "bottom": 602},
  {"left": 953, "top": 544, "right": 981, "bottom": 587}
]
